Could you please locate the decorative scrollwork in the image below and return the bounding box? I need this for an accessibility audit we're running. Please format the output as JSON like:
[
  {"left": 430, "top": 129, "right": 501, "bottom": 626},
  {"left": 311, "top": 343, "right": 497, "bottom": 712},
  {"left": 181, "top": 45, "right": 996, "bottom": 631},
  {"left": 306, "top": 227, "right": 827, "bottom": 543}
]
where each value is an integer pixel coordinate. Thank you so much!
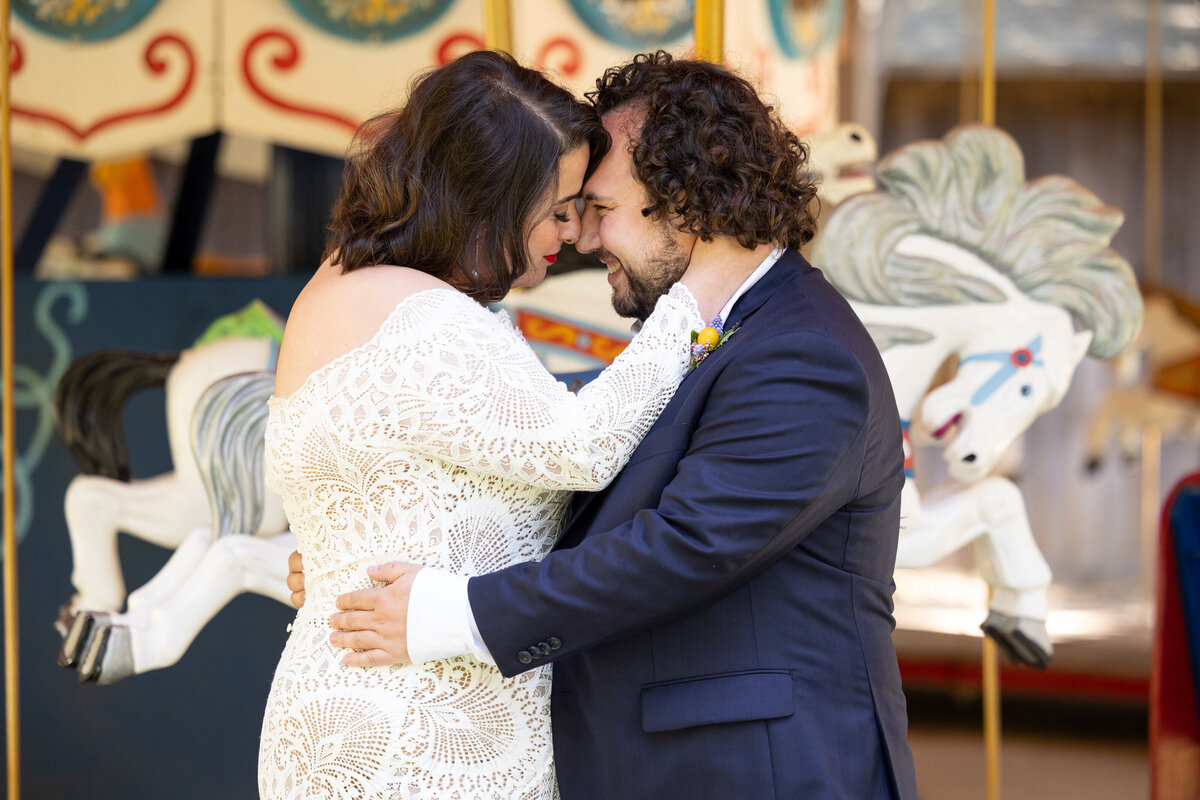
[
  {"left": 11, "top": 33, "right": 196, "bottom": 142},
  {"left": 1, "top": 282, "right": 88, "bottom": 546},
  {"left": 435, "top": 31, "right": 485, "bottom": 65},
  {"left": 241, "top": 29, "right": 360, "bottom": 133},
  {"left": 534, "top": 37, "right": 582, "bottom": 77}
]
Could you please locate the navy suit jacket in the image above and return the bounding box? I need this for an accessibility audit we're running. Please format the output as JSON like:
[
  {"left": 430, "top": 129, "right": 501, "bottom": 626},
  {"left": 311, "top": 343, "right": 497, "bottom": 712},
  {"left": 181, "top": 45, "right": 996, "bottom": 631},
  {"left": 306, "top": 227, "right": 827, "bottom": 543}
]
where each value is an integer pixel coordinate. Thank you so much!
[{"left": 470, "top": 250, "right": 918, "bottom": 800}]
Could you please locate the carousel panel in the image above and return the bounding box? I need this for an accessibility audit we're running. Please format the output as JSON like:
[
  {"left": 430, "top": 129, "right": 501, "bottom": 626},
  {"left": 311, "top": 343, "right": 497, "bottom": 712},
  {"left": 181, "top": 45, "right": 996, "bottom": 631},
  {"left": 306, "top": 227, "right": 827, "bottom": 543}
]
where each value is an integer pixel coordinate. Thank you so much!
[{"left": 10, "top": 0, "right": 218, "bottom": 161}]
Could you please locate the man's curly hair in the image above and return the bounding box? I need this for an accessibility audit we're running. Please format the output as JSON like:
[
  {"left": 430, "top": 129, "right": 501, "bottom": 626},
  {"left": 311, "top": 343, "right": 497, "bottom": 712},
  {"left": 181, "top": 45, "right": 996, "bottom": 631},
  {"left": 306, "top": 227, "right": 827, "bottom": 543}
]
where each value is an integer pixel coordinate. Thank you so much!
[{"left": 587, "top": 51, "right": 818, "bottom": 250}]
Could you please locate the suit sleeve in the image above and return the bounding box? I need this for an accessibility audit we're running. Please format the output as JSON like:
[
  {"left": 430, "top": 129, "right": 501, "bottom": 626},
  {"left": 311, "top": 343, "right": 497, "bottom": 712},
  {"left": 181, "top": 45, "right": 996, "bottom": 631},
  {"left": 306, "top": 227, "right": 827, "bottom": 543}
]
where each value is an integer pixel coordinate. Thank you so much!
[{"left": 469, "top": 328, "right": 875, "bottom": 676}]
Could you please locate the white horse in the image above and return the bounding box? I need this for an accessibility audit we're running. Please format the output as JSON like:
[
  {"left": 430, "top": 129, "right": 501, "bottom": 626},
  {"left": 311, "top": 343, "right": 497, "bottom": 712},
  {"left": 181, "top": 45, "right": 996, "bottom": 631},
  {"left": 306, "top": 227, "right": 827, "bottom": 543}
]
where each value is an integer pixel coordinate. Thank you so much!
[
  {"left": 57, "top": 329, "right": 295, "bottom": 683},
  {"left": 815, "top": 124, "right": 1142, "bottom": 669}
]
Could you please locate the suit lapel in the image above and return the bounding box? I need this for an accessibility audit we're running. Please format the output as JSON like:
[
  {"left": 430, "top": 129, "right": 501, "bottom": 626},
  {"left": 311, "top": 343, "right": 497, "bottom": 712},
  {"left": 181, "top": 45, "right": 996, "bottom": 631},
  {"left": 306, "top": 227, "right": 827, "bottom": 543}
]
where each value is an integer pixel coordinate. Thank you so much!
[
  {"left": 722, "top": 248, "right": 806, "bottom": 330},
  {"left": 557, "top": 249, "right": 808, "bottom": 547}
]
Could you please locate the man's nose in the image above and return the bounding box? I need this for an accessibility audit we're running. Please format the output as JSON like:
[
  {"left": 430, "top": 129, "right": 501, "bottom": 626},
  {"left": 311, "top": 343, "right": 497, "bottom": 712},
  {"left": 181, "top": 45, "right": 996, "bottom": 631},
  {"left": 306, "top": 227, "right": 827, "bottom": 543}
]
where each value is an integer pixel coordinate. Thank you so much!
[{"left": 576, "top": 210, "right": 600, "bottom": 254}]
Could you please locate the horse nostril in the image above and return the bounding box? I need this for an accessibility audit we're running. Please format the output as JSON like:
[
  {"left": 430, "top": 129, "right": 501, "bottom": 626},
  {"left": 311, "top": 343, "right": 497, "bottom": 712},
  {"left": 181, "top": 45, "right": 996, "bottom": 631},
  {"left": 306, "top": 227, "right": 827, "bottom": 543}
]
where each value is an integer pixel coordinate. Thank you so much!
[{"left": 962, "top": 454, "right": 977, "bottom": 463}]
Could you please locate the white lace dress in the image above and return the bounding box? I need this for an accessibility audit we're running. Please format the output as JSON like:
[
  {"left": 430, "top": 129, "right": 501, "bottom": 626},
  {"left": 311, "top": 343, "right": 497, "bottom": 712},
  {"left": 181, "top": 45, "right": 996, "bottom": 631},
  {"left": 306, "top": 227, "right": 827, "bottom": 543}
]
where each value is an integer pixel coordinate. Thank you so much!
[{"left": 258, "top": 284, "right": 701, "bottom": 800}]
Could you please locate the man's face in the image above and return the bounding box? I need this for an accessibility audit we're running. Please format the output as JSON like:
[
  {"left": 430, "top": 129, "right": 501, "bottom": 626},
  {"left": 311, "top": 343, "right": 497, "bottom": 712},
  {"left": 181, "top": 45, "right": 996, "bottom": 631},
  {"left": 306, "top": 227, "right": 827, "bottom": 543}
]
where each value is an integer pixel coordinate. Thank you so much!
[{"left": 578, "top": 110, "right": 696, "bottom": 320}]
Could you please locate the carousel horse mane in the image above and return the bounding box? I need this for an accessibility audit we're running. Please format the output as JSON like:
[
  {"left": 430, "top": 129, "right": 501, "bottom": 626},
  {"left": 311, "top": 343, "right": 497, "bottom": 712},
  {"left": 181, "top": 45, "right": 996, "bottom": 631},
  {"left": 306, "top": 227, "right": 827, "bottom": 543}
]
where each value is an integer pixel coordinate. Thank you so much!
[
  {"left": 191, "top": 371, "right": 275, "bottom": 541},
  {"left": 53, "top": 349, "right": 180, "bottom": 481},
  {"left": 813, "top": 124, "right": 1141, "bottom": 360}
]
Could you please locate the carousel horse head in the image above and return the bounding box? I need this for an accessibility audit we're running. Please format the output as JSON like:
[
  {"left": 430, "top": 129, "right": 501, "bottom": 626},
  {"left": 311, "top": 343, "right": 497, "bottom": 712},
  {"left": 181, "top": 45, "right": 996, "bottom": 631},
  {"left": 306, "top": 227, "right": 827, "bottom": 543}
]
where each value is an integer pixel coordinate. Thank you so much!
[{"left": 816, "top": 124, "right": 1143, "bottom": 485}]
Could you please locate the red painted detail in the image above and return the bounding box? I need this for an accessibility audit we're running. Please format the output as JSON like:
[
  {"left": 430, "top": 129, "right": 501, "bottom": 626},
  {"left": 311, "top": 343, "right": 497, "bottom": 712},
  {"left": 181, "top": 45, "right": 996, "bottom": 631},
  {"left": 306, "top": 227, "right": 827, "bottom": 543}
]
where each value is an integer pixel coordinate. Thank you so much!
[
  {"left": 1011, "top": 348, "right": 1034, "bottom": 367},
  {"left": 436, "top": 32, "right": 486, "bottom": 65},
  {"left": 10, "top": 36, "right": 23, "bottom": 74},
  {"left": 517, "top": 309, "right": 629, "bottom": 364},
  {"left": 899, "top": 657, "right": 1149, "bottom": 702},
  {"left": 242, "top": 29, "right": 359, "bottom": 133},
  {"left": 534, "top": 37, "right": 582, "bottom": 76},
  {"left": 12, "top": 33, "right": 196, "bottom": 142}
]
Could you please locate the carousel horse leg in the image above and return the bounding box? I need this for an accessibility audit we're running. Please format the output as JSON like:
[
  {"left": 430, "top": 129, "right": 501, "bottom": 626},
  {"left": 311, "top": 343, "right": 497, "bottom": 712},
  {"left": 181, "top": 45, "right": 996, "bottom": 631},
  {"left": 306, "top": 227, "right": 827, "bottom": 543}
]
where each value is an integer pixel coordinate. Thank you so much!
[
  {"left": 60, "top": 525, "right": 211, "bottom": 671},
  {"left": 76, "top": 531, "right": 296, "bottom": 684},
  {"left": 62, "top": 472, "right": 206, "bottom": 615},
  {"left": 910, "top": 478, "right": 1054, "bottom": 669}
]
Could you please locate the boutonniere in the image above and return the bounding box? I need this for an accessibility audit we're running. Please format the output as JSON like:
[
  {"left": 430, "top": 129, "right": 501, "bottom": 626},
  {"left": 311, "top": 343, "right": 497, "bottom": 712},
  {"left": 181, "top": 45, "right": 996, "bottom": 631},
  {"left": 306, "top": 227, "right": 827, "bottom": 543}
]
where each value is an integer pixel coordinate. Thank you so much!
[{"left": 689, "top": 317, "right": 740, "bottom": 370}]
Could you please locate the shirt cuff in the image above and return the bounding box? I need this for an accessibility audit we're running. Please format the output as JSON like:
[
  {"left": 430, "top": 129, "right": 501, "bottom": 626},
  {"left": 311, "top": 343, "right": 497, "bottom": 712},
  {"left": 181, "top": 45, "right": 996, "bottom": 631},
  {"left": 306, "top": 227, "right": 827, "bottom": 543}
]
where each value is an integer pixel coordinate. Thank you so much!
[{"left": 406, "top": 567, "right": 496, "bottom": 666}]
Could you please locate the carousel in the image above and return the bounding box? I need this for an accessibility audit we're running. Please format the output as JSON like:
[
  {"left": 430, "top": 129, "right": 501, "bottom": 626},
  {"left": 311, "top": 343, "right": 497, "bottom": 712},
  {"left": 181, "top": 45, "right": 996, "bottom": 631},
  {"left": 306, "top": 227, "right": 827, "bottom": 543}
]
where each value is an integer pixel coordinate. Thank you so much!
[{"left": 2, "top": 0, "right": 1197, "bottom": 798}]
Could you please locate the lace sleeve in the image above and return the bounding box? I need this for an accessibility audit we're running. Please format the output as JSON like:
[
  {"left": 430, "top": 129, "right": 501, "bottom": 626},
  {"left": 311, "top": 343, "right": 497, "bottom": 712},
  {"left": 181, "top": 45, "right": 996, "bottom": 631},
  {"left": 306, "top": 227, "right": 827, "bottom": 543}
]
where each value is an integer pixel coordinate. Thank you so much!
[{"left": 348, "top": 284, "right": 702, "bottom": 490}]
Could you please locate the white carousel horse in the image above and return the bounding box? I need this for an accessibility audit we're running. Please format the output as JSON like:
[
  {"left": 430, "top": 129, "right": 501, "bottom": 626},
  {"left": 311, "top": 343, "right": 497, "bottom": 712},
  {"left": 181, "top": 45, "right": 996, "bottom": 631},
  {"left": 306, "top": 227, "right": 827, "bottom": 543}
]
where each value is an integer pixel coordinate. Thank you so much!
[
  {"left": 1085, "top": 288, "right": 1200, "bottom": 472},
  {"left": 56, "top": 304, "right": 294, "bottom": 683},
  {"left": 65, "top": 371, "right": 295, "bottom": 684},
  {"left": 803, "top": 121, "right": 878, "bottom": 206},
  {"left": 814, "top": 124, "right": 1142, "bottom": 669}
]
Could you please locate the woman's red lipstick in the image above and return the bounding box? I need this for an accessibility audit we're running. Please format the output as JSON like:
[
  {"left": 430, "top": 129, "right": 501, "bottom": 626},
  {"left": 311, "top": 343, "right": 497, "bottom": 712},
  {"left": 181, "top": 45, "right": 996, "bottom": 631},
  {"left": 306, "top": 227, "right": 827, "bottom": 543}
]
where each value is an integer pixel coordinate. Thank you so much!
[{"left": 544, "top": 254, "right": 557, "bottom": 264}]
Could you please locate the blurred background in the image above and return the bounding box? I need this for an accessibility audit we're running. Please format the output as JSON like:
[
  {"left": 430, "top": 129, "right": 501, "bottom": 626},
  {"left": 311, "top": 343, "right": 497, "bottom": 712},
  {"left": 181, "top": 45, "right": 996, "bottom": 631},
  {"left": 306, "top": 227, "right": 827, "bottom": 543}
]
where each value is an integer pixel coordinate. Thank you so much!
[{"left": 3, "top": 1, "right": 1199, "bottom": 797}]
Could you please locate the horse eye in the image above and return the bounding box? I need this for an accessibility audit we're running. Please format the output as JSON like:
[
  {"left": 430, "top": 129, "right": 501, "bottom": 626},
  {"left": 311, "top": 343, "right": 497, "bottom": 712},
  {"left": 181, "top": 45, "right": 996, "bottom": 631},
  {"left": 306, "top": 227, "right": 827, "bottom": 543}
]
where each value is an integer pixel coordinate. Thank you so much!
[{"left": 1020, "top": 385, "right": 1032, "bottom": 396}]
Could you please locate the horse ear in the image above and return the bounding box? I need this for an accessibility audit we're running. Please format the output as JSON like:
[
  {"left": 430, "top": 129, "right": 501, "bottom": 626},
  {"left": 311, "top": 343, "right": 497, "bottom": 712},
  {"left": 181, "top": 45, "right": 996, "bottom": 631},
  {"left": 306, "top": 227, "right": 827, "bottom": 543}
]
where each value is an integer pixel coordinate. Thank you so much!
[{"left": 1068, "top": 330, "right": 1094, "bottom": 367}]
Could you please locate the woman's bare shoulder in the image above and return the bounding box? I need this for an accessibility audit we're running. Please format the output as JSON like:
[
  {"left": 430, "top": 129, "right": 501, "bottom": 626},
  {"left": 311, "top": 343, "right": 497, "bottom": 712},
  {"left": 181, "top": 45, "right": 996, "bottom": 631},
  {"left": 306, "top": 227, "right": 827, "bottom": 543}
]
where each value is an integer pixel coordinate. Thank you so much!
[{"left": 274, "top": 262, "right": 460, "bottom": 399}]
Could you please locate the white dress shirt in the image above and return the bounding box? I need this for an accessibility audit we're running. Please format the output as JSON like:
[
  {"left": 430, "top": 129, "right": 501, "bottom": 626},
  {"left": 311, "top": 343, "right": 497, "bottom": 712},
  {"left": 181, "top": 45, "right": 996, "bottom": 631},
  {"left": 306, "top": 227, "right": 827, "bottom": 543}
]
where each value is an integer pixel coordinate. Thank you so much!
[{"left": 406, "top": 246, "right": 786, "bottom": 664}]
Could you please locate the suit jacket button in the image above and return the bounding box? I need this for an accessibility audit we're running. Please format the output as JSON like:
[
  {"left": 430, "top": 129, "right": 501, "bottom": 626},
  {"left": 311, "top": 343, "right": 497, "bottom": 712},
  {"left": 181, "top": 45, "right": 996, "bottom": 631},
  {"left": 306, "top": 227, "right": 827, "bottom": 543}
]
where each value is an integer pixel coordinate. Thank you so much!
[
  {"left": 537, "top": 641, "right": 552, "bottom": 656},
  {"left": 547, "top": 637, "right": 562, "bottom": 650},
  {"left": 517, "top": 650, "right": 533, "bottom": 664}
]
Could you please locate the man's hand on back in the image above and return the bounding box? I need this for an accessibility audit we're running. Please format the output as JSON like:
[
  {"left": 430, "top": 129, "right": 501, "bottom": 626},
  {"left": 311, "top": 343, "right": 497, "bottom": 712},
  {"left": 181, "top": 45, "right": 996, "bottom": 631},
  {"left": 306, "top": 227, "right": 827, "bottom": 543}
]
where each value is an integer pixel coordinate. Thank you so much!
[{"left": 328, "top": 562, "right": 424, "bottom": 667}]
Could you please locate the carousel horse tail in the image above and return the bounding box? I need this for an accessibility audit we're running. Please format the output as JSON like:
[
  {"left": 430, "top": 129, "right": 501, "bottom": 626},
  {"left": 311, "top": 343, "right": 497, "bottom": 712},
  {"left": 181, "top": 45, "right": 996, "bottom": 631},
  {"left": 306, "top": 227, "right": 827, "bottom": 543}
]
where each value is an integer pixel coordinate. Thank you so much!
[
  {"left": 191, "top": 371, "right": 275, "bottom": 541},
  {"left": 54, "top": 348, "right": 180, "bottom": 480}
]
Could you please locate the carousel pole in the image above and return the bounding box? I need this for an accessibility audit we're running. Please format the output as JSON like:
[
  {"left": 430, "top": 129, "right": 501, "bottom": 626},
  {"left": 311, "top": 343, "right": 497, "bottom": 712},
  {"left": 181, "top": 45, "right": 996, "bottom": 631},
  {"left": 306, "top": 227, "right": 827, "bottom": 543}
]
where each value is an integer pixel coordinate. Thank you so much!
[
  {"left": 483, "top": 0, "right": 513, "bottom": 53},
  {"left": 0, "top": 0, "right": 21, "bottom": 797},
  {"left": 694, "top": 0, "right": 724, "bottom": 65},
  {"left": 977, "top": 2, "right": 1001, "bottom": 799},
  {"left": 1139, "top": 0, "right": 1163, "bottom": 603}
]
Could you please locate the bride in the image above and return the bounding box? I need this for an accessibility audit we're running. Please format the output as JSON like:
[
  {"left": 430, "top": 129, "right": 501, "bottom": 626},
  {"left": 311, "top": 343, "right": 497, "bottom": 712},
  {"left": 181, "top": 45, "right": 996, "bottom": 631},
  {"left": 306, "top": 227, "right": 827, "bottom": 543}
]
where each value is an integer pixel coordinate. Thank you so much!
[{"left": 257, "top": 51, "right": 727, "bottom": 799}]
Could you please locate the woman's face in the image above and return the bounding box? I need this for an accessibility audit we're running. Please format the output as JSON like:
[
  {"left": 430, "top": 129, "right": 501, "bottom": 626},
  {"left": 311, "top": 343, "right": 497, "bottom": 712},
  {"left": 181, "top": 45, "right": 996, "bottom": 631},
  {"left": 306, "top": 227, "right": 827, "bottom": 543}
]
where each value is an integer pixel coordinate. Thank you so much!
[{"left": 512, "top": 146, "right": 589, "bottom": 289}]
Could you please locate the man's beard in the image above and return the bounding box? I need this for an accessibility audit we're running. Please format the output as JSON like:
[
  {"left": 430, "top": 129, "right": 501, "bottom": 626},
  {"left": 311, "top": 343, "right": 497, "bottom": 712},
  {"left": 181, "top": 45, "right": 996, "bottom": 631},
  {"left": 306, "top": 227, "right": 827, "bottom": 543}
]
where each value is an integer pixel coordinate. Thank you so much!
[{"left": 609, "top": 230, "right": 689, "bottom": 321}]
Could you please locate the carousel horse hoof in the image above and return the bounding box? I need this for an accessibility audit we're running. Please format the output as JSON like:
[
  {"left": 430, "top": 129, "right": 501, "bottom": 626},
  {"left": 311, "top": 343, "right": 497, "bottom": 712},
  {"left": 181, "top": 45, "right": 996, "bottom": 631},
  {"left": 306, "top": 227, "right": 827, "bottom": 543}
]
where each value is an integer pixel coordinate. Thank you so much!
[
  {"left": 980, "top": 611, "right": 1052, "bottom": 671},
  {"left": 53, "top": 603, "right": 77, "bottom": 639},
  {"left": 57, "top": 611, "right": 94, "bottom": 670},
  {"left": 78, "top": 622, "right": 135, "bottom": 685}
]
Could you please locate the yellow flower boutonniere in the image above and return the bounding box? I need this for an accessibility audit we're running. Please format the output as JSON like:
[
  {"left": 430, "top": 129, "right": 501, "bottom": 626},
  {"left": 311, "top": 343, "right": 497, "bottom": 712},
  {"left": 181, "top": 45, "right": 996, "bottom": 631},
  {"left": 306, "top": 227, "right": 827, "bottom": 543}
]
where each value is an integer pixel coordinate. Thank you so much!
[{"left": 689, "top": 317, "right": 739, "bottom": 370}]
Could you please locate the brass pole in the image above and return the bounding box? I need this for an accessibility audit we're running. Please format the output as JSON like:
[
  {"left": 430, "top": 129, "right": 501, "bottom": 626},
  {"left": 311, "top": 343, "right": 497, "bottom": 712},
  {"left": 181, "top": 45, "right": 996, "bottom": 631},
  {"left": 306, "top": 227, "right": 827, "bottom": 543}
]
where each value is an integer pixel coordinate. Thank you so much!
[
  {"left": 979, "top": 0, "right": 995, "bottom": 126},
  {"left": 694, "top": 0, "right": 724, "bottom": 65},
  {"left": 483, "top": 0, "right": 513, "bottom": 54},
  {"left": 978, "top": 1, "right": 1000, "bottom": 798},
  {"left": 1, "top": 0, "right": 21, "bottom": 797},
  {"left": 1144, "top": 0, "right": 1162, "bottom": 287}
]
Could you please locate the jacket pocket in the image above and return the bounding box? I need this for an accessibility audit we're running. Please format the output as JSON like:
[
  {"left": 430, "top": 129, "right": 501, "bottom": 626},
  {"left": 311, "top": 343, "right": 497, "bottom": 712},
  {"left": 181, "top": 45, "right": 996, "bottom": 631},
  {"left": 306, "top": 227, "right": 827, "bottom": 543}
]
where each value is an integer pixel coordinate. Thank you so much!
[{"left": 641, "top": 669, "right": 795, "bottom": 733}]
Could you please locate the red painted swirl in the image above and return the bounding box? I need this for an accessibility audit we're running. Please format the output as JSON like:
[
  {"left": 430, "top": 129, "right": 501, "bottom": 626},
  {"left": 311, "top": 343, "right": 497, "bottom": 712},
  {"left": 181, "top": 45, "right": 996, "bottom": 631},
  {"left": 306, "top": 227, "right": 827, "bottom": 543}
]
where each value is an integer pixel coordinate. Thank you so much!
[
  {"left": 10, "top": 36, "right": 23, "bottom": 74},
  {"left": 242, "top": 29, "right": 359, "bottom": 133},
  {"left": 12, "top": 33, "right": 196, "bottom": 142},
  {"left": 436, "top": 32, "right": 485, "bottom": 65},
  {"left": 534, "top": 37, "right": 582, "bottom": 76}
]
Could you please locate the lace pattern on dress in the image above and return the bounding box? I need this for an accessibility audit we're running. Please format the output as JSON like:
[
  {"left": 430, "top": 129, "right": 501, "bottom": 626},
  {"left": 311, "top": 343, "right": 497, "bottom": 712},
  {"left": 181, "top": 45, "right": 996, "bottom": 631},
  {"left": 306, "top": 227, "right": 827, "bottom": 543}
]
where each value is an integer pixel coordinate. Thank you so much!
[{"left": 258, "top": 284, "right": 700, "bottom": 799}]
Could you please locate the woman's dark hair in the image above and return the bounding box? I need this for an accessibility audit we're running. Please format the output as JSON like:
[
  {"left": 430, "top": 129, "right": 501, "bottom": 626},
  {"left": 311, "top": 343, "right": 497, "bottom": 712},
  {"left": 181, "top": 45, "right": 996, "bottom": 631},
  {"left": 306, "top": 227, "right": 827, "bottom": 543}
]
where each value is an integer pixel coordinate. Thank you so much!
[
  {"left": 588, "top": 51, "right": 818, "bottom": 250},
  {"left": 325, "top": 51, "right": 608, "bottom": 303}
]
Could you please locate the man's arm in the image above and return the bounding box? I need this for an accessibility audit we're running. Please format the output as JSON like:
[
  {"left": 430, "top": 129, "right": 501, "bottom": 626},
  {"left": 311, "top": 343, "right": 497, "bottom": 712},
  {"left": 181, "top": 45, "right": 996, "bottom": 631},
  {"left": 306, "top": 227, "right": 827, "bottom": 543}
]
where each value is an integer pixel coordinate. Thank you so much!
[
  {"left": 471, "top": 328, "right": 877, "bottom": 676},
  {"left": 327, "top": 330, "right": 878, "bottom": 672}
]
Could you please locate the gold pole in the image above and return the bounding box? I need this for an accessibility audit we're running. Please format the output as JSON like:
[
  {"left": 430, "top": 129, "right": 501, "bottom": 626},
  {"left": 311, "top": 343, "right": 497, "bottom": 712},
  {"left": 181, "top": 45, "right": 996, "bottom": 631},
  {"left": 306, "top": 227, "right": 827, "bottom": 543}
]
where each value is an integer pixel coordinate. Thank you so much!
[
  {"left": 1141, "top": 425, "right": 1162, "bottom": 602},
  {"left": 483, "top": 0, "right": 512, "bottom": 53},
  {"left": 1, "top": 0, "right": 21, "bottom": 797},
  {"left": 979, "top": 0, "right": 995, "bottom": 126},
  {"left": 977, "top": 1, "right": 1000, "bottom": 798},
  {"left": 694, "top": 0, "right": 724, "bottom": 65},
  {"left": 1144, "top": 0, "right": 1162, "bottom": 287}
]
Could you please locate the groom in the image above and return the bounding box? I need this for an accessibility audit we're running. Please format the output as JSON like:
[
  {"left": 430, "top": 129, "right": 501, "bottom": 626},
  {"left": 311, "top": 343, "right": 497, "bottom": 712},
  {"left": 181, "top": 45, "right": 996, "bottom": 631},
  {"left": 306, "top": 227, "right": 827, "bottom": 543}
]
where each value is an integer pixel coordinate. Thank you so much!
[{"left": 297, "top": 52, "right": 917, "bottom": 799}]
